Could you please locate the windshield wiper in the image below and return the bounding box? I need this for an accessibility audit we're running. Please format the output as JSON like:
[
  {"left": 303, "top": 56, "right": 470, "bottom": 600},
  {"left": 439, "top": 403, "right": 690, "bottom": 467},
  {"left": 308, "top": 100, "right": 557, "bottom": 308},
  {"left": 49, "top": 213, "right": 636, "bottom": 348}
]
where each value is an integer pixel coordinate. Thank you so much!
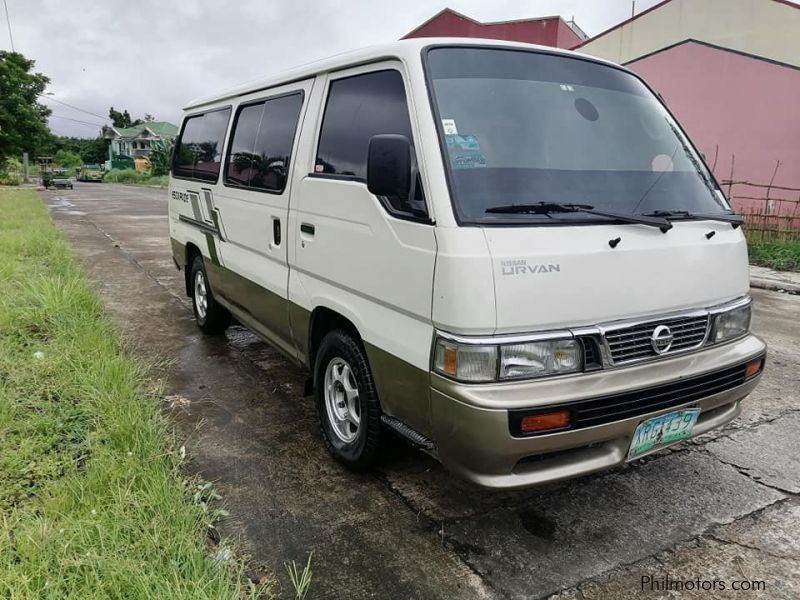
[
  {"left": 486, "top": 202, "right": 673, "bottom": 232},
  {"left": 642, "top": 209, "right": 743, "bottom": 229}
]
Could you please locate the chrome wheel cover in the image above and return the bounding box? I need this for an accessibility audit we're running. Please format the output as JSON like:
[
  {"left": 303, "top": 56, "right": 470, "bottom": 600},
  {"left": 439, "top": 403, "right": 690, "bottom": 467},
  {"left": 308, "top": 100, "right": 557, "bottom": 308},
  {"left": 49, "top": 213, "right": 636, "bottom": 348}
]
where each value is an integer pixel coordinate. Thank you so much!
[
  {"left": 194, "top": 270, "right": 208, "bottom": 321},
  {"left": 324, "top": 357, "right": 361, "bottom": 443}
]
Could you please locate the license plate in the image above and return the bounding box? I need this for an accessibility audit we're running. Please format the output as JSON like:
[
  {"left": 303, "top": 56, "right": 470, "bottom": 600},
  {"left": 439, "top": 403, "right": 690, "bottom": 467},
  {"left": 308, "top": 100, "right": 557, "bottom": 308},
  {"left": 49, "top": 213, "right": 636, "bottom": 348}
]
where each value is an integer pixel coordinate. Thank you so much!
[{"left": 627, "top": 408, "right": 700, "bottom": 460}]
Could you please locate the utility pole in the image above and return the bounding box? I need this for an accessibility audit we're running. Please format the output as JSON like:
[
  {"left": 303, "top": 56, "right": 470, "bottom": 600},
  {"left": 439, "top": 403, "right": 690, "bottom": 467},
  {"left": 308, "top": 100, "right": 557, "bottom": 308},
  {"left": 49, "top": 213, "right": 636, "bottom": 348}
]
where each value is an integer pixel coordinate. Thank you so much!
[{"left": 3, "top": 0, "right": 14, "bottom": 52}]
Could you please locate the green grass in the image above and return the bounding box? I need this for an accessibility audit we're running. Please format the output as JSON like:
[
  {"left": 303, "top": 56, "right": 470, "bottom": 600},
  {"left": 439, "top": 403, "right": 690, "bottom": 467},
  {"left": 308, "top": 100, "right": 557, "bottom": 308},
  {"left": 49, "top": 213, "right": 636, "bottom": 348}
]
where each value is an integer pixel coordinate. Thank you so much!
[
  {"left": 102, "top": 169, "right": 168, "bottom": 188},
  {"left": 747, "top": 236, "right": 800, "bottom": 272},
  {"left": 0, "top": 189, "right": 267, "bottom": 598}
]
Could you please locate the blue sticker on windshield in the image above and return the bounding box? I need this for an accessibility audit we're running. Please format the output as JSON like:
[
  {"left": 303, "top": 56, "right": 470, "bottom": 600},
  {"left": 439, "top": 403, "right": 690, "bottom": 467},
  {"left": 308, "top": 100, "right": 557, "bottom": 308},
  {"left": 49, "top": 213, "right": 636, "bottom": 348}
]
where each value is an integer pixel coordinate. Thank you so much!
[{"left": 446, "top": 134, "right": 486, "bottom": 169}]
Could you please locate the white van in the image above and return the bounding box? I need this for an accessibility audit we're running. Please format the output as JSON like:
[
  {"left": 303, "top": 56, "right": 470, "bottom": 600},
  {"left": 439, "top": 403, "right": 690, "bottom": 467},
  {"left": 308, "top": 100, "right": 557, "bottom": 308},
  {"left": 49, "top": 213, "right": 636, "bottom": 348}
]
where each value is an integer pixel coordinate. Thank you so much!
[{"left": 169, "top": 38, "right": 766, "bottom": 489}]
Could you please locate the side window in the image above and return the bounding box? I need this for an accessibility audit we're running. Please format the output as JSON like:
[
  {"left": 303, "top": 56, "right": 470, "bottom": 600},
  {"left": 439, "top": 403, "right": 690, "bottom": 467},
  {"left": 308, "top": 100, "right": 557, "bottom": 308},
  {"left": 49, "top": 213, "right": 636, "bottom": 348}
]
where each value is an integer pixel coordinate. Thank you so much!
[
  {"left": 225, "top": 104, "right": 262, "bottom": 186},
  {"left": 315, "top": 70, "right": 412, "bottom": 181},
  {"left": 225, "top": 92, "right": 303, "bottom": 193},
  {"left": 172, "top": 108, "right": 231, "bottom": 182}
]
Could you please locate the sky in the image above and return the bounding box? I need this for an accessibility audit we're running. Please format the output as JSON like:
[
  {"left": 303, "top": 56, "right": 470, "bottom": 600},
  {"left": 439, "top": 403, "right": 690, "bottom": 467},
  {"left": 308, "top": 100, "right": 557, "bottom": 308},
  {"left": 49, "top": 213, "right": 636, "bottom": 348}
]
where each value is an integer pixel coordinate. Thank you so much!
[{"left": 3, "top": 0, "right": 666, "bottom": 138}]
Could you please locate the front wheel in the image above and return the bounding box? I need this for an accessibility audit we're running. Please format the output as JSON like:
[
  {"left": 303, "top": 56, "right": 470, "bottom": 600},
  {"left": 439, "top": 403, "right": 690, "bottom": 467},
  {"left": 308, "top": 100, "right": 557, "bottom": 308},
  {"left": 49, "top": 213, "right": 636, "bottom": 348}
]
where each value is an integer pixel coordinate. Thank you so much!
[
  {"left": 315, "top": 330, "right": 382, "bottom": 471},
  {"left": 190, "top": 256, "right": 230, "bottom": 334}
]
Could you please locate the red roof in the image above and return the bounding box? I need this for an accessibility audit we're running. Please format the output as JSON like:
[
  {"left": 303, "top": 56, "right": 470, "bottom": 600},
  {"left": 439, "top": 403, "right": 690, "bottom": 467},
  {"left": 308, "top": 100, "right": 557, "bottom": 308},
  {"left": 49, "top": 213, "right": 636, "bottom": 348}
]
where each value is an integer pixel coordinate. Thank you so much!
[{"left": 402, "top": 8, "right": 586, "bottom": 50}]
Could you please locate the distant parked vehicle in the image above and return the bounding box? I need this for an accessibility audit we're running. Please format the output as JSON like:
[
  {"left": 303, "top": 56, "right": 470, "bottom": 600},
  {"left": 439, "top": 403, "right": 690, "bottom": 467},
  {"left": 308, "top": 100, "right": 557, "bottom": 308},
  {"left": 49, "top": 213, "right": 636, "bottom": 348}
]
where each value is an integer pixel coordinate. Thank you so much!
[
  {"left": 78, "top": 164, "right": 104, "bottom": 182},
  {"left": 50, "top": 168, "right": 73, "bottom": 190},
  {"left": 39, "top": 156, "right": 54, "bottom": 188}
]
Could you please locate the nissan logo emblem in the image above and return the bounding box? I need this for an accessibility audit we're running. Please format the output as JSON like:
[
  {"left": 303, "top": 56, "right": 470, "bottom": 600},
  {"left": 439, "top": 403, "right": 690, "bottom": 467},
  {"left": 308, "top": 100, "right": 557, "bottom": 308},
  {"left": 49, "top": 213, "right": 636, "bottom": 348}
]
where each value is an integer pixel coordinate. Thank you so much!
[{"left": 651, "top": 325, "right": 674, "bottom": 354}]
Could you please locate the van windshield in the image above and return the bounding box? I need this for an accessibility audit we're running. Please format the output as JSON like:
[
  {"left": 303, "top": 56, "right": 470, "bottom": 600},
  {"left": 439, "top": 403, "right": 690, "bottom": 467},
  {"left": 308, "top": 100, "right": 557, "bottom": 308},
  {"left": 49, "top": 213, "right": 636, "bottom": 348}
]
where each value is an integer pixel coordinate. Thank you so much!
[{"left": 425, "top": 47, "right": 729, "bottom": 225}]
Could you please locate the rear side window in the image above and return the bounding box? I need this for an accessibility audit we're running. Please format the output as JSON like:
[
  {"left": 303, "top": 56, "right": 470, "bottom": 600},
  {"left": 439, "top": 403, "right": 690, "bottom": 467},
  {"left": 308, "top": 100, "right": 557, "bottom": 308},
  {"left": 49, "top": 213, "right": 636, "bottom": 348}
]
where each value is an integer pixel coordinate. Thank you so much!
[
  {"left": 315, "top": 70, "right": 412, "bottom": 180},
  {"left": 225, "top": 92, "right": 304, "bottom": 193},
  {"left": 173, "top": 108, "right": 231, "bottom": 182}
]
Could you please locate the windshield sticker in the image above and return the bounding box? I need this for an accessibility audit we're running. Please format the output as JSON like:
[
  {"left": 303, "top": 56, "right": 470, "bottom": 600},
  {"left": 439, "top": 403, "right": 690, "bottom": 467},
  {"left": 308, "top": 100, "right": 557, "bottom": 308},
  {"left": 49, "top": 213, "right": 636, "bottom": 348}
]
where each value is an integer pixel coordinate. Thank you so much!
[
  {"left": 441, "top": 118, "right": 458, "bottom": 135},
  {"left": 651, "top": 154, "right": 674, "bottom": 172},
  {"left": 446, "top": 134, "right": 487, "bottom": 170}
]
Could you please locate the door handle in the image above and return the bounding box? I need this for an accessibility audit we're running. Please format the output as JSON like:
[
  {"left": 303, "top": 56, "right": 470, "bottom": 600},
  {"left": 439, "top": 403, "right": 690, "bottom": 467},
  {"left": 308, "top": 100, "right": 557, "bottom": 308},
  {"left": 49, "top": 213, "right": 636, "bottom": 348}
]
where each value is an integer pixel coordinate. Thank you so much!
[
  {"left": 300, "top": 222, "right": 315, "bottom": 236},
  {"left": 272, "top": 217, "right": 281, "bottom": 245}
]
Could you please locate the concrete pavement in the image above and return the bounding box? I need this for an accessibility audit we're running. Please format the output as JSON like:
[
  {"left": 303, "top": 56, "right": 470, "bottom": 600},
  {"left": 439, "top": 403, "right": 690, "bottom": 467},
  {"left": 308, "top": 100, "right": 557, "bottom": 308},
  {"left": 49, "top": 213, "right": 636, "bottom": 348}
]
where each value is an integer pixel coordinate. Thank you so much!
[
  {"left": 43, "top": 183, "right": 800, "bottom": 599},
  {"left": 750, "top": 265, "right": 800, "bottom": 295}
]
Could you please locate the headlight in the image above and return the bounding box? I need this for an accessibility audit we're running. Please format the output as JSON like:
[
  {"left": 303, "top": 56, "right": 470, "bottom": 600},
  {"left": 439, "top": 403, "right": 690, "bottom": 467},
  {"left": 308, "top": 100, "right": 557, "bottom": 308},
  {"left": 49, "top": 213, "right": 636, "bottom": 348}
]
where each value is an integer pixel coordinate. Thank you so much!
[
  {"left": 433, "top": 335, "right": 581, "bottom": 382},
  {"left": 712, "top": 304, "right": 751, "bottom": 343},
  {"left": 433, "top": 339, "right": 497, "bottom": 382},
  {"left": 499, "top": 340, "right": 581, "bottom": 379}
]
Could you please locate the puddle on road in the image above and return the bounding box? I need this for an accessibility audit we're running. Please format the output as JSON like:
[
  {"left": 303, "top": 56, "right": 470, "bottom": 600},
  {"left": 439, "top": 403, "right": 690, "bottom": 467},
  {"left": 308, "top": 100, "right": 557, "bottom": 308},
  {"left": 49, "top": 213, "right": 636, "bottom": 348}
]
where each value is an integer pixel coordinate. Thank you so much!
[
  {"left": 45, "top": 196, "right": 86, "bottom": 216},
  {"left": 518, "top": 508, "right": 557, "bottom": 540}
]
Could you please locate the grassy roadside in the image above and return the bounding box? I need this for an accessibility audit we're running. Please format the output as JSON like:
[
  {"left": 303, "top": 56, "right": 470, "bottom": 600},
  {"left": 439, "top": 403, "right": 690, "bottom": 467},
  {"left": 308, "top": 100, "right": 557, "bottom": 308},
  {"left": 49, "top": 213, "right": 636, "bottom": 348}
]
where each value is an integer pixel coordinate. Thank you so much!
[
  {"left": 0, "top": 189, "right": 263, "bottom": 598},
  {"left": 102, "top": 169, "right": 168, "bottom": 188},
  {"left": 747, "top": 236, "right": 800, "bottom": 272}
]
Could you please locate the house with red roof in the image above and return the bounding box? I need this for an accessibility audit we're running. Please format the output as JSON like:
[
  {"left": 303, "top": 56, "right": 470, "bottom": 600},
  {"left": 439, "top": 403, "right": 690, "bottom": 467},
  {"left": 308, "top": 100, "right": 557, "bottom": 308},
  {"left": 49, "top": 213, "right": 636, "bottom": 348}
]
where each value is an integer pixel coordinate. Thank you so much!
[{"left": 402, "top": 8, "right": 587, "bottom": 49}]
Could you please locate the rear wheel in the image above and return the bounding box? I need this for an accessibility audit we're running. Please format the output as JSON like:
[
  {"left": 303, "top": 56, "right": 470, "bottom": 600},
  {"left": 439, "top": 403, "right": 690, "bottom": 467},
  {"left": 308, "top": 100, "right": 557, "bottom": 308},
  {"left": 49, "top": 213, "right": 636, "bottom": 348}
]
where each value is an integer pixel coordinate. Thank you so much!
[
  {"left": 190, "top": 256, "right": 230, "bottom": 334},
  {"left": 315, "top": 330, "right": 382, "bottom": 471}
]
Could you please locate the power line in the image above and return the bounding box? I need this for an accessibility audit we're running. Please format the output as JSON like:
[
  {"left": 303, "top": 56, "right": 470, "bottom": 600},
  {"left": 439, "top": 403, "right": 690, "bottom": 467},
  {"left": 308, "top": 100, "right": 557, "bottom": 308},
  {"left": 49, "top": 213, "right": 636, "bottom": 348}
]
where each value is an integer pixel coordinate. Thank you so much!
[
  {"left": 40, "top": 95, "right": 111, "bottom": 122},
  {"left": 2, "top": 0, "right": 13, "bottom": 52},
  {"left": 48, "top": 114, "right": 106, "bottom": 129}
]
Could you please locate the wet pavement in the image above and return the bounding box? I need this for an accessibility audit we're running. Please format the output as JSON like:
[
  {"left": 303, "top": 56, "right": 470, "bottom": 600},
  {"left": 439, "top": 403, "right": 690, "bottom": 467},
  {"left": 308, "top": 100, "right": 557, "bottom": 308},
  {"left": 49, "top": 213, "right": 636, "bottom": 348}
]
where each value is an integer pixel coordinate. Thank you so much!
[{"left": 43, "top": 183, "right": 800, "bottom": 599}]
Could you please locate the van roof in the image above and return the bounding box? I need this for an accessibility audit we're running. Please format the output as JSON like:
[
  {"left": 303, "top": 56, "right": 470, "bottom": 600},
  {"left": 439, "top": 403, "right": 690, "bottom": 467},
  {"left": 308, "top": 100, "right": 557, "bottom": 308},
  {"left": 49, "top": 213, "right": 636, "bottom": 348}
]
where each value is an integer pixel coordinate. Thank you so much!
[{"left": 183, "top": 37, "right": 621, "bottom": 111}]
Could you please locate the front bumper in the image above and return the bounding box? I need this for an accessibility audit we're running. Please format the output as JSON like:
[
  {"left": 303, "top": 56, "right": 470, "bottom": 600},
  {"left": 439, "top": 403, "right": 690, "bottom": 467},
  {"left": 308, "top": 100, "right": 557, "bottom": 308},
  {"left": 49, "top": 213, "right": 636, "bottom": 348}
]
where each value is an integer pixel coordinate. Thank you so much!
[{"left": 430, "top": 334, "right": 766, "bottom": 489}]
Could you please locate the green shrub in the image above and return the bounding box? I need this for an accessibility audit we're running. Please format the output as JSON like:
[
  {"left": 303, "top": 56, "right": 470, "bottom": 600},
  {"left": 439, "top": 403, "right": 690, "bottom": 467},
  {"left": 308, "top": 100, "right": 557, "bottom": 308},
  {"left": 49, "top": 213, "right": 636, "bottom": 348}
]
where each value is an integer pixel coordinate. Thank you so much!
[
  {"left": 0, "top": 157, "right": 22, "bottom": 186},
  {"left": 0, "top": 172, "right": 21, "bottom": 186},
  {"left": 143, "top": 175, "right": 168, "bottom": 187},
  {"left": 53, "top": 150, "right": 82, "bottom": 171},
  {"left": 103, "top": 169, "right": 168, "bottom": 188},
  {"left": 103, "top": 168, "right": 148, "bottom": 184},
  {"left": 748, "top": 237, "right": 800, "bottom": 272},
  {"left": 148, "top": 139, "right": 174, "bottom": 177}
]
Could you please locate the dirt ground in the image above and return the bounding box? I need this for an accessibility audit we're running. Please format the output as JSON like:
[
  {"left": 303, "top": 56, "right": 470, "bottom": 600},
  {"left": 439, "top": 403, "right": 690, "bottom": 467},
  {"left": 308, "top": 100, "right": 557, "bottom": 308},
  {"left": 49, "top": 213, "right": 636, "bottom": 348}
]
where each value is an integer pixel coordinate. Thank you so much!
[{"left": 43, "top": 183, "right": 800, "bottom": 599}]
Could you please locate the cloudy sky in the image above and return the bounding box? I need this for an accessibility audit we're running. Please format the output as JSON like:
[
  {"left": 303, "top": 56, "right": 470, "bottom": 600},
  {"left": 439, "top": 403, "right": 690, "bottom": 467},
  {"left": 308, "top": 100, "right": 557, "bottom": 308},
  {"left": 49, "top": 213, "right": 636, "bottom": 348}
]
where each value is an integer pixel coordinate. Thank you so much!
[{"left": 4, "top": 0, "right": 665, "bottom": 138}]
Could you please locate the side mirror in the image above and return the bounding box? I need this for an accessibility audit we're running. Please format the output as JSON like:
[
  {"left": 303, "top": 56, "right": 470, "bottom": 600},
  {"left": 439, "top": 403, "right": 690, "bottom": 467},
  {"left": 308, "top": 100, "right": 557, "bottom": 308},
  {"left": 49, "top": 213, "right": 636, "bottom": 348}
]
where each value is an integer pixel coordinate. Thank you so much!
[{"left": 367, "top": 134, "right": 411, "bottom": 199}]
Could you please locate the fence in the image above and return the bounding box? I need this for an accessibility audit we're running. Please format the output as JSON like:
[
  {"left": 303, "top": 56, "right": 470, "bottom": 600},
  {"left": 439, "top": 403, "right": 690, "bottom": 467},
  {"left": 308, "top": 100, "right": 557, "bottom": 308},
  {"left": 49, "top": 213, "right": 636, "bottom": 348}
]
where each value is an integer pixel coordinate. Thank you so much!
[{"left": 716, "top": 160, "right": 800, "bottom": 242}]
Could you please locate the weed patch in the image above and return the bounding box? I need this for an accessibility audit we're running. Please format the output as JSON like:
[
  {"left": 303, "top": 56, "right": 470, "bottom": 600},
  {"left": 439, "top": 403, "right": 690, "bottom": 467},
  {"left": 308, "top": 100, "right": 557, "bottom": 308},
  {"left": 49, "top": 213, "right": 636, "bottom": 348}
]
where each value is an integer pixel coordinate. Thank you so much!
[
  {"left": 747, "top": 236, "right": 800, "bottom": 272},
  {"left": 0, "top": 189, "right": 268, "bottom": 598}
]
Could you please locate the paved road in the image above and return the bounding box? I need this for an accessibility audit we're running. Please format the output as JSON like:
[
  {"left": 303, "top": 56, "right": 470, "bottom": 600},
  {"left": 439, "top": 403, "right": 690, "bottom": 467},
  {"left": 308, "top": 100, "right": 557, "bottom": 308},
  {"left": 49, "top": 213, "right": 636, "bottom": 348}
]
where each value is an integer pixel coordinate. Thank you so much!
[{"left": 44, "top": 183, "right": 800, "bottom": 599}]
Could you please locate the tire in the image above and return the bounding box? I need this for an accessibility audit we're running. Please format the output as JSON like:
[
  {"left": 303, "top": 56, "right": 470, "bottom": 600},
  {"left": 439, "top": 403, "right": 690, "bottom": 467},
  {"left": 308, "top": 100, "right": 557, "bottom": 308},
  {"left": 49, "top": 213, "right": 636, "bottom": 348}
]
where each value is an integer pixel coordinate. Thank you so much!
[
  {"left": 314, "top": 330, "right": 382, "bottom": 471},
  {"left": 189, "top": 255, "right": 230, "bottom": 334}
]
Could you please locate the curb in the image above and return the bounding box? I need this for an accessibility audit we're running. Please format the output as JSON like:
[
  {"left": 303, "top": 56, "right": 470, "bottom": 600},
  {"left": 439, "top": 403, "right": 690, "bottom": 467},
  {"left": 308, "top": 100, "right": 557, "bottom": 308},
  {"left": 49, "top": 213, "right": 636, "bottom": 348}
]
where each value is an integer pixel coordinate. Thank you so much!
[{"left": 750, "top": 278, "right": 800, "bottom": 295}]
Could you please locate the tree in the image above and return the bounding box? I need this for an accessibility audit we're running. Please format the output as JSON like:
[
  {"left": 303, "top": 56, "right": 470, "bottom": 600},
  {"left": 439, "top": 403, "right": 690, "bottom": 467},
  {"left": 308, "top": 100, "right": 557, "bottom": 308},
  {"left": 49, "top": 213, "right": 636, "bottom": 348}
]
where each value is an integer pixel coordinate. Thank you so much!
[
  {"left": 0, "top": 52, "right": 52, "bottom": 163},
  {"left": 53, "top": 149, "right": 82, "bottom": 170},
  {"left": 148, "top": 138, "right": 173, "bottom": 176},
  {"left": 44, "top": 136, "right": 108, "bottom": 164},
  {"left": 108, "top": 106, "right": 143, "bottom": 129}
]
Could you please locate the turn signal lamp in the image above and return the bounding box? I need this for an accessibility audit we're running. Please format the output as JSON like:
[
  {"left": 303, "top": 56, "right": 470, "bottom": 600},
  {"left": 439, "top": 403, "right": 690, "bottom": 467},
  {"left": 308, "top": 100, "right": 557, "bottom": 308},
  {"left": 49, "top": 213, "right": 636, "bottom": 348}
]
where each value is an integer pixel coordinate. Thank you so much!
[
  {"left": 520, "top": 410, "right": 571, "bottom": 434},
  {"left": 745, "top": 358, "right": 764, "bottom": 379}
]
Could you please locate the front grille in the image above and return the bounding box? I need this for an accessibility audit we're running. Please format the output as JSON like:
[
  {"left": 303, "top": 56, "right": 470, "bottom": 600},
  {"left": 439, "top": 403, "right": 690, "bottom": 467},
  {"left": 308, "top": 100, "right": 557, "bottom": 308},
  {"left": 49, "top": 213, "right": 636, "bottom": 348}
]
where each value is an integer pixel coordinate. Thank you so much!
[
  {"left": 580, "top": 337, "right": 602, "bottom": 371},
  {"left": 509, "top": 361, "right": 754, "bottom": 437},
  {"left": 603, "top": 314, "right": 709, "bottom": 364}
]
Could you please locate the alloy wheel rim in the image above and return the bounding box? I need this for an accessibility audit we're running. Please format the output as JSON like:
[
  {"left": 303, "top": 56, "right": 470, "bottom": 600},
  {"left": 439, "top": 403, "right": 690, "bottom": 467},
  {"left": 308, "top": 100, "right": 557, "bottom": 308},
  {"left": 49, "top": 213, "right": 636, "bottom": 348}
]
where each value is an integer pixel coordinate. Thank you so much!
[
  {"left": 324, "top": 357, "right": 361, "bottom": 443},
  {"left": 194, "top": 270, "right": 208, "bottom": 320}
]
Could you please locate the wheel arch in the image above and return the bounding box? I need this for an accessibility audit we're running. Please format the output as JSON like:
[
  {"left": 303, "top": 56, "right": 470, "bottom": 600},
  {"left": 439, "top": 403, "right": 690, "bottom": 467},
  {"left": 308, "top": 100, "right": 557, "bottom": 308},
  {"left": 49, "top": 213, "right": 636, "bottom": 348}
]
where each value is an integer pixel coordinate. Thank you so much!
[
  {"left": 184, "top": 242, "right": 202, "bottom": 297},
  {"left": 307, "top": 306, "right": 364, "bottom": 375}
]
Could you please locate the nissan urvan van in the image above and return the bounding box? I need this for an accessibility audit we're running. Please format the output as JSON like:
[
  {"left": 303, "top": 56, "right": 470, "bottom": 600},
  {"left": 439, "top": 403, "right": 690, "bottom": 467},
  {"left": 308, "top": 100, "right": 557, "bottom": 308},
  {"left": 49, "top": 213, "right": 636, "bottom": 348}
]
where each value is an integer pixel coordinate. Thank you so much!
[{"left": 168, "top": 39, "right": 766, "bottom": 489}]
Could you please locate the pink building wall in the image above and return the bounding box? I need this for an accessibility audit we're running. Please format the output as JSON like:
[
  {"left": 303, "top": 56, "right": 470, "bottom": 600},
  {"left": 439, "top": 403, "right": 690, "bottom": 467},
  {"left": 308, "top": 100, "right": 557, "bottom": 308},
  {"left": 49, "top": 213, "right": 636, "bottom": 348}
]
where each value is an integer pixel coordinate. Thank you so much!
[
  {"left": 628, "top": 41, "right": 800, "bottom": 202},
  {"left": 403, "top": 9, "right": 583, "bottom": 49}
]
